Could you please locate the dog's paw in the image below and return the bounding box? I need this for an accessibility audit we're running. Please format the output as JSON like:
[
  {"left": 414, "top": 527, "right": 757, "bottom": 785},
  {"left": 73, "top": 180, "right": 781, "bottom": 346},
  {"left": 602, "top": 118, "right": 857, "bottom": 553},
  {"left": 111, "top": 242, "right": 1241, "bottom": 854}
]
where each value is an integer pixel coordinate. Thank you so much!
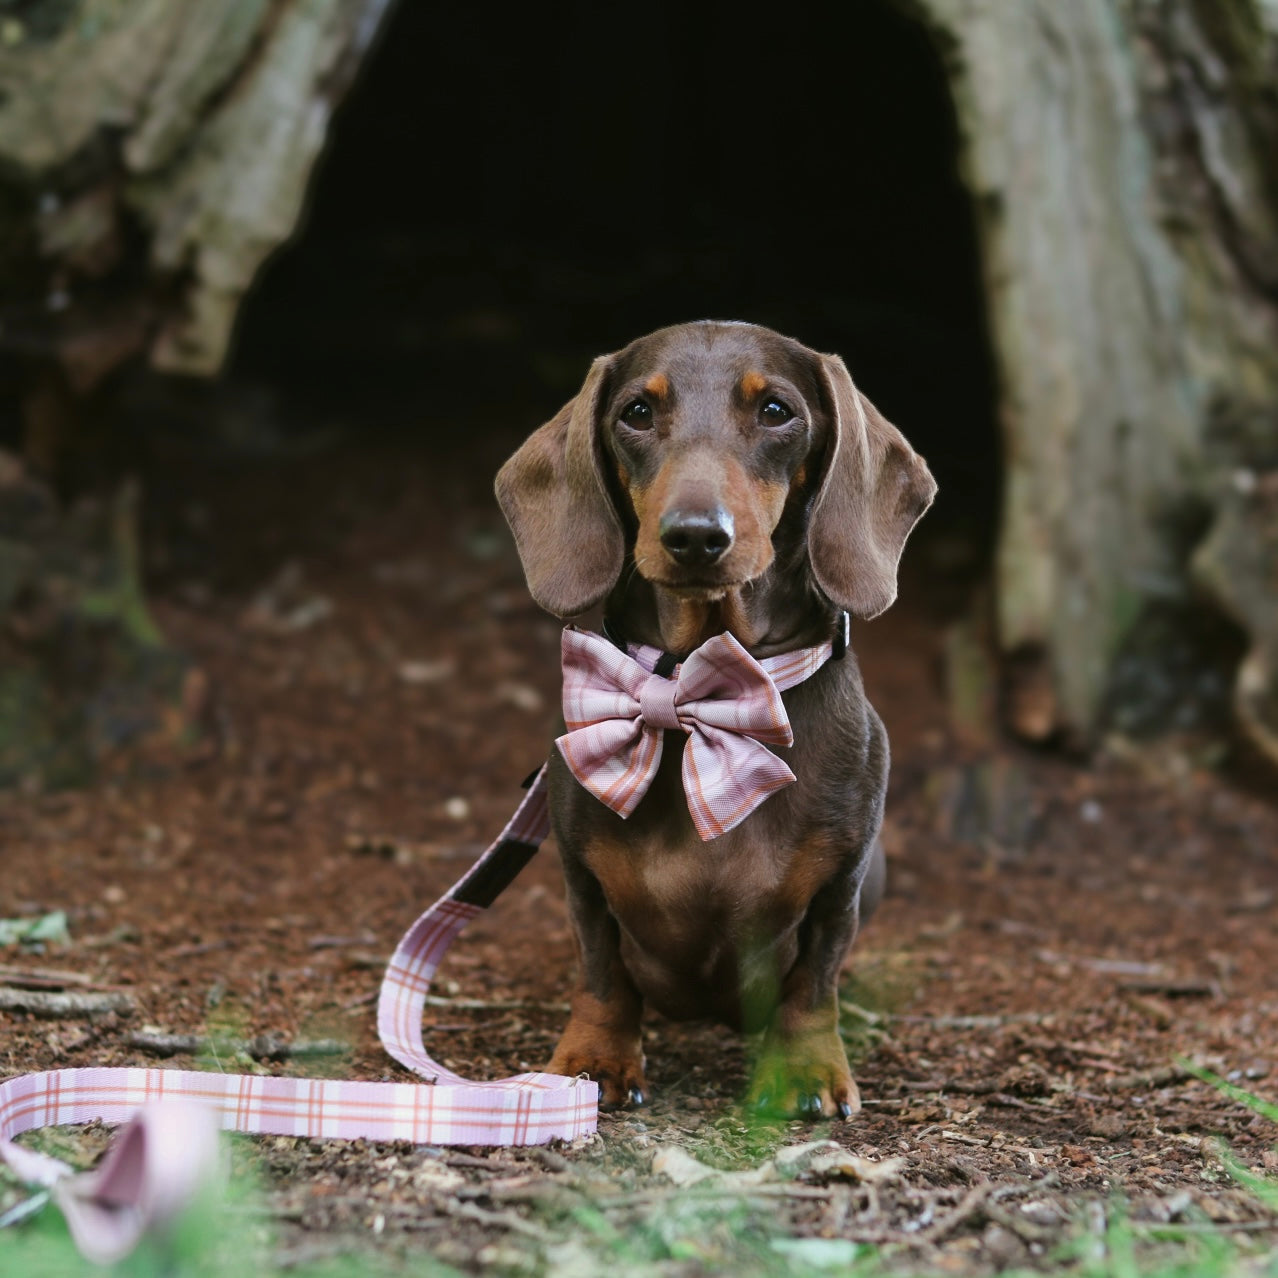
[
  {"left": 747, "top": 1031, "right": 860, "bottom": 1121},
  {"left": 548, "top": 1044, "right": 647, "bottom": 1109}
]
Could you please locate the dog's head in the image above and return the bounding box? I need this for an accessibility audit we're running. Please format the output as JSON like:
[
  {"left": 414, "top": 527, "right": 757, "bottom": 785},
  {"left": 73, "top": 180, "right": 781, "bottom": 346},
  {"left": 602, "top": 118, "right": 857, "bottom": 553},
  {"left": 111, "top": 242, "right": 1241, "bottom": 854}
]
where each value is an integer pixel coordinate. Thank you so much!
[{"left": 495, "top": 321, "right": 936, "bottom": 620}]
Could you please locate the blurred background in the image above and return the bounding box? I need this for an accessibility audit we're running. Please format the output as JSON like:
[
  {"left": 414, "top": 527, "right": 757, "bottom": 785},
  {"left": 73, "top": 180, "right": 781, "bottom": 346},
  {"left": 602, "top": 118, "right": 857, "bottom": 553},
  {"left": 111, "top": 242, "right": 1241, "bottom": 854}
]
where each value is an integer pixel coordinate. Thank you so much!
[
  {"left": 0, "top": 0, "right": 1275, "bottom": 789},
  {"left": 3, "top": 8, "right": 1278, "bottom": 1268}
]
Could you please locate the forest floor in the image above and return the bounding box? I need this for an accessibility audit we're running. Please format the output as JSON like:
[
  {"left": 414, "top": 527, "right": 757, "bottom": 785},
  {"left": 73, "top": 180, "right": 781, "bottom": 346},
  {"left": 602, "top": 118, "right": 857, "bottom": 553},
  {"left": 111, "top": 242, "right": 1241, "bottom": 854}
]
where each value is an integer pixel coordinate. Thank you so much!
[{"left": 2, "top": 422, "right": 1277, "bottom": 1276}]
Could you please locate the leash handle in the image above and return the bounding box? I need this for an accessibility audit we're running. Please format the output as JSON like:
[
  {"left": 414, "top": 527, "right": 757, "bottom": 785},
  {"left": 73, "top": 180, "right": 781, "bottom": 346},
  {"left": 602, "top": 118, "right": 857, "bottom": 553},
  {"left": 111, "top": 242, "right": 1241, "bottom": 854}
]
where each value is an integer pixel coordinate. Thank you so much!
[{"left": 0, "top": 764, "right": 597, "bottom": 1261}]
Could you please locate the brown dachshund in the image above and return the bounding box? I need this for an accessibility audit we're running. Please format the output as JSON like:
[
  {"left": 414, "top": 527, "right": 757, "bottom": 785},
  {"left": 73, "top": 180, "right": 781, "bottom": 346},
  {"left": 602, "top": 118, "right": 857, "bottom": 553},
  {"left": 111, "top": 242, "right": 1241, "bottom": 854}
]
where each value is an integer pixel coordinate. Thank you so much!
[{"left": 495, "top": 321, "right": 935, "bottom": 1118}]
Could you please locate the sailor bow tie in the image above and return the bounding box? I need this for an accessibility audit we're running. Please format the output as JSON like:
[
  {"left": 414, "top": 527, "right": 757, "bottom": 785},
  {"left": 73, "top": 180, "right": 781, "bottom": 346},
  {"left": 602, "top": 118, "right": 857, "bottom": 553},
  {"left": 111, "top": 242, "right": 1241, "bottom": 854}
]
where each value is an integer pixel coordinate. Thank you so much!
[{"left": 556, "top": 625, "right": 838, "bottom": 840}]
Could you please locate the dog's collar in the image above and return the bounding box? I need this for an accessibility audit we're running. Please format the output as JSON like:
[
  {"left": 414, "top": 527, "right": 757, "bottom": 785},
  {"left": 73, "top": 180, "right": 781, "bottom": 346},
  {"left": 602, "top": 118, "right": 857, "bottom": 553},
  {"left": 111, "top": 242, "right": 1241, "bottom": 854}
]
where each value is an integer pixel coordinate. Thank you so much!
[{"left": 601, "top": 609, "right": 850, "bottom": 676}]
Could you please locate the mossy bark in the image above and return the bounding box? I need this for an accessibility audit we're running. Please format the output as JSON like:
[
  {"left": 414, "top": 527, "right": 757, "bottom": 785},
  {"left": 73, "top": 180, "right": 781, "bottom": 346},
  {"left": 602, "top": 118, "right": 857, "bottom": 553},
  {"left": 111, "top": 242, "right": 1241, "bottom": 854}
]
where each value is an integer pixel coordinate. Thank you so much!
[
  {"left": 0, "top": 451, "right": 199, "bottom": 788},
  {"left": 908, "top": 0, "right": 1278, "bottom": 761}
]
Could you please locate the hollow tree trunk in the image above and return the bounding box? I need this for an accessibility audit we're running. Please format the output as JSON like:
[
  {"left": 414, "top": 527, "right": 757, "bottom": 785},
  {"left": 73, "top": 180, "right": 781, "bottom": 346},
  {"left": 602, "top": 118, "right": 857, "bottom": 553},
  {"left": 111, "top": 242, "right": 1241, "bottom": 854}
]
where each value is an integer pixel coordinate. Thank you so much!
[
  {"left": 909, "top": 0, "right": 1278, "bottom": 762},
  {"left": 1, "top": 0, "right": 1276, "bottom": 775}
]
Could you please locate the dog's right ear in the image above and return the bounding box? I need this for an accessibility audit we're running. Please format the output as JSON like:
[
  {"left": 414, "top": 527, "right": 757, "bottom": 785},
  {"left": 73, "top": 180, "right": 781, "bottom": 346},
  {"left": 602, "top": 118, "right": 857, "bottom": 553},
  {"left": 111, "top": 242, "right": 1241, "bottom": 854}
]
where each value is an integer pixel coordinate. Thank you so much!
[{"left": 495, "top": 355, "right": 624, "bottom": 618}]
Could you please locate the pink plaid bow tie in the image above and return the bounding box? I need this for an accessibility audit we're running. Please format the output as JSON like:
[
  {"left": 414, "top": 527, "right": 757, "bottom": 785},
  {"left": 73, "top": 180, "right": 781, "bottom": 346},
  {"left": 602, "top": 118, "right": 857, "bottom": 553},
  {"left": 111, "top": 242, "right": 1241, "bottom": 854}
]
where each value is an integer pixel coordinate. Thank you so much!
[{"left": 558, "top": 628, "right": 818, "bottom": 840}]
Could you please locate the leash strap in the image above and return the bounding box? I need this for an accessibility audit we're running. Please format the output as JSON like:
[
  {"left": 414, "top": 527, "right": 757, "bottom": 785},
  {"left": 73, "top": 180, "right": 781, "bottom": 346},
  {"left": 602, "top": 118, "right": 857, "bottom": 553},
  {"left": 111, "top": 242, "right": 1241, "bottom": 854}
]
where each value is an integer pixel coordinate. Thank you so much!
[{"left": 0, "top": 765, "right": 597, "bottom": 1260}]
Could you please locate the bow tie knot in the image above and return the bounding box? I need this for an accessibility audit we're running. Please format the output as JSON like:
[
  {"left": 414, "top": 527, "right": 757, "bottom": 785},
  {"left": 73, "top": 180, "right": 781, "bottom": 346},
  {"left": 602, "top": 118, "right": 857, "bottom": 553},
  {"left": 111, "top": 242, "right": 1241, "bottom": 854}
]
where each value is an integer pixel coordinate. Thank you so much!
[
  {"left": 556, "top": 628, "right": 801, "bottom": 840},
  {"left": 638, "top": 673, "right": 682, "bottom": 731}
]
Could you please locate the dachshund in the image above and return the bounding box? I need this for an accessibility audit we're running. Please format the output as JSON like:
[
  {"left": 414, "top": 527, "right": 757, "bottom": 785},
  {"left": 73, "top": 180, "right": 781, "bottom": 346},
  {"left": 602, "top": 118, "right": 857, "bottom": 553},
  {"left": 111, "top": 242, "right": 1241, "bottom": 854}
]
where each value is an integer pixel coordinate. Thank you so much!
[{"left": 495, "top": 320, "right": 935, "bottom": 1118}]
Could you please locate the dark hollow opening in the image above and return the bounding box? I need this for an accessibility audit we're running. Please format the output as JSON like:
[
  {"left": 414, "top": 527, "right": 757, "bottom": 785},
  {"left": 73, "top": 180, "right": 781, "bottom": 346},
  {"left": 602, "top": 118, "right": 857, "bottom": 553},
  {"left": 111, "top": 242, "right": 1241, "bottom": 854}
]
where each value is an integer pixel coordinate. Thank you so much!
[{"left": 228, "top": 0, "right": 1002, "bottom": 613}]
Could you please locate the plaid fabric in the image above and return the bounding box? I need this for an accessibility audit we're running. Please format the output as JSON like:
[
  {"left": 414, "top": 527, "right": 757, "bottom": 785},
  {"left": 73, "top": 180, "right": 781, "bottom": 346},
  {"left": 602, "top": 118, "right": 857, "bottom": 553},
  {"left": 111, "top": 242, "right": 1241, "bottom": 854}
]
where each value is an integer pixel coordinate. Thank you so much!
[
  {"left": 0, "top": 765, "right": 596, "bottom": 1260},
  {"left": 558, "top": 627, "right": 835, "bottom": 840}
]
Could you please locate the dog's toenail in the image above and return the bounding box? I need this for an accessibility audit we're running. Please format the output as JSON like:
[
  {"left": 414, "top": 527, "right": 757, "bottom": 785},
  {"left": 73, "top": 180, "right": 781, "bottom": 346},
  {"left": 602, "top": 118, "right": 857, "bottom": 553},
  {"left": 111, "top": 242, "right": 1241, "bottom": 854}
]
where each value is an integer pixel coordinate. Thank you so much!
[
  {"left": 837, "top": 1101, "right": 853, "bottom": 1120},
  {"left": 628, "top": 1087, "right": 645, "bottom": 1107}
]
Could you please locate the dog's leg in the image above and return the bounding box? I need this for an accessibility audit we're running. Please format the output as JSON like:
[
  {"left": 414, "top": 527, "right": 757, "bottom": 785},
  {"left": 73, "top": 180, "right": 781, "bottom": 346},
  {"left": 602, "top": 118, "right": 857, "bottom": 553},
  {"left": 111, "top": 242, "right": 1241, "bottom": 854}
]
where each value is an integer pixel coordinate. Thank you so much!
[
  {"left": 747, "top": 839, "right": 885, "bottom": 1119},
  {"left": 547, "top": 851, "right": 647, "bottom": 1108}
]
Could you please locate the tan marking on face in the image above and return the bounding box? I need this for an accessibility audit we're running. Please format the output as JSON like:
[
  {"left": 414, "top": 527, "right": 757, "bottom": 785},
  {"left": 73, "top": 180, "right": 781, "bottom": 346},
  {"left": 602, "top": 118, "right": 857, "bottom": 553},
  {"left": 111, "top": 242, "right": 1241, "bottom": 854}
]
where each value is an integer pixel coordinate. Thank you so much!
[
  {"left": 632, "top": 451, "right": 790, "bottom": 596},
  {"left": 757, "top": 476, "right": 790, "bottom": 538},
  {"left": 631, "top": 462, "right": 672, "bottom": 572},
  {"left": 716, "top": 459, "right": 774, "bottom": 579},
  {"left": 741, "top": 370, "right": 768, "bottom": 399},
  {"left": 717, "top": 590, "right": 755, "bottom": 647},
  {"left": 664, "top": 597, "right": 713, "bottom": 653},
  {"left": 643, "top": 373, "right": 670, "bottom": 400}
]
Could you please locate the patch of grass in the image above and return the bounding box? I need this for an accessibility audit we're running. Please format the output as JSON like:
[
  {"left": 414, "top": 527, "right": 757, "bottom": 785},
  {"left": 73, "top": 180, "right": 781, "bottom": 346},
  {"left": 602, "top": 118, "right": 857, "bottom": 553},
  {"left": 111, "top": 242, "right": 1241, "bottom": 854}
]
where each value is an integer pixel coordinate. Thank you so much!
[
  {"left": 552, "top": 1194, "right": 878, "bottom": 1277},
  {"left": 838, "top": 949, "right": 921, "bottom": 1065},
  {"left": 1050, "top": 1198, "right": 1270, "bottom": 1278},
  {"left": 1181, "top": 1060, "right": 1278, "bottom": 1216},
  {"left": 1181, "top": 1060, "right": 1278, "bottom": 1124},
  {"left": 1036, "top": 1066, "right": 1278, "bottom": 1278}
]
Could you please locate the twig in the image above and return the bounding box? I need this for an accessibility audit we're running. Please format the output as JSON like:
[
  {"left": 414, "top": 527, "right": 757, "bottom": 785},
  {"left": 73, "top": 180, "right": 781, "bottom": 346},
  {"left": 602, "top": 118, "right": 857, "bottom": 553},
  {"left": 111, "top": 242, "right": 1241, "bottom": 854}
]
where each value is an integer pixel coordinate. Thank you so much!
[
  {"left": 0, "top": 987, "right": 134, "bottom": 1018},
  {"left": 941, "top": 1130, "right": 990, "bottom": 1147},
  {"left": 914, "top": 1181, "right": 997, "bottom": 1244},
  {"left": 1118, "top": 978, "right": 1221, "bottom": 998},
  {"left": 126, "top": 1031, "right": 347, "bottom": 1061},
  {"left": 126, "top": 1031, "right": 207, "bottom": 1056},
  {"left": 0, "top": 964, "right": 97, "bottom": 988},
  {"left": 985, "top": 1092, "right": 1058, "bottom": 1113},
  {"left": 889, "top": 1012, "right": 1052, "bottom": 1029},
  {"left": 440, "top": 1199, "right": 558, "bottom": 1241},
  {"left": 165, "top": 940, "right": 233, "bottom": 958},
  {"left": 1132, "top": 1220, "right": 1278, "bottom": 1236},
  {"left": 1034, "top": 952, "right": 1166, "bottom": 976},
  {"left": 1101, "top": 1064, "right": 1198, "bottom": 1092},
  {"left": 594, "top": 1182, "right": 835, "bottom": 1209},
  {"left": 444, "top": 1152, "right": 527, "bottom": 1172}
]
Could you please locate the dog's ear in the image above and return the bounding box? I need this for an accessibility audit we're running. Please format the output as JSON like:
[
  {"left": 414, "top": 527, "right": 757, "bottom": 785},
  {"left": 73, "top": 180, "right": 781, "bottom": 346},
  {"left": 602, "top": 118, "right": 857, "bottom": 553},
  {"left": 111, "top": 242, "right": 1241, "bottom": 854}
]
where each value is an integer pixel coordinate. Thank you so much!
[
  {"left": 807, "top": 354, "right": 937, "bottom": 618},
  {"left": 495, "top": 355, "right": 624, "bottom": 617}
]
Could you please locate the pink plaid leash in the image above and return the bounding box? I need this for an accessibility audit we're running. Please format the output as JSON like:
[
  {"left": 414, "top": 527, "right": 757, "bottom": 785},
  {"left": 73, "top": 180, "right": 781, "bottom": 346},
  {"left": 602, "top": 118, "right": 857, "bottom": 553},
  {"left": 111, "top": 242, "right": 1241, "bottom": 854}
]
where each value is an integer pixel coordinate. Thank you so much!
[
  {"left": 0, "top": 618, "right": 844, "bottom": 1261},
  {"left": 0, "top": 767, "right": 592, "bottom": 1261}
]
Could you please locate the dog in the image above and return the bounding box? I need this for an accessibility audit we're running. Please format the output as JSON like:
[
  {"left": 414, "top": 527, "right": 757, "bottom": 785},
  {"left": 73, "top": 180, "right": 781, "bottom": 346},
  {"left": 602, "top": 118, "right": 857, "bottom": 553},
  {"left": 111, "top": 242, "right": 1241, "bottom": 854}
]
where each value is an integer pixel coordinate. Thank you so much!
[{"left": 495, "top": 321, "right": 935, "bottom": 1118}]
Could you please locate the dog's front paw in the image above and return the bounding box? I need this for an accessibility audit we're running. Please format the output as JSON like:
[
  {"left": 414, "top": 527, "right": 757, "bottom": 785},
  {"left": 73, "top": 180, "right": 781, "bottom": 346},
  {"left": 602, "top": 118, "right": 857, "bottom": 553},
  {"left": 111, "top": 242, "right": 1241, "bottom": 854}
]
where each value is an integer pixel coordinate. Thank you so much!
[
  {"left": 548, "top": 1041, "right": 647, "bottom": 1109},
  {"left": 547, "top": 998, "right": 647, "bottom": 1109},
  {"left": 747, "top": 1029, "right": 860, "bottom": 1121}
]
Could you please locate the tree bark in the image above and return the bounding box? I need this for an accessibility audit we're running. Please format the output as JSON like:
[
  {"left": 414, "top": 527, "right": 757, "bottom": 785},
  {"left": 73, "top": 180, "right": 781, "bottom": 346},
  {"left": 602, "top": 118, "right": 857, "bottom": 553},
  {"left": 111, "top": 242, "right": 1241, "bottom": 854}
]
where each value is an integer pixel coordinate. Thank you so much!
[
  {"left": 0, "top": 0, "right": 392, "bottom": 379},
  {"left": 0, "top": 1, "right": 390, "bottom": 788},
  {"left": 909, "top": 0, "right": 1278, "bottom": 760}
]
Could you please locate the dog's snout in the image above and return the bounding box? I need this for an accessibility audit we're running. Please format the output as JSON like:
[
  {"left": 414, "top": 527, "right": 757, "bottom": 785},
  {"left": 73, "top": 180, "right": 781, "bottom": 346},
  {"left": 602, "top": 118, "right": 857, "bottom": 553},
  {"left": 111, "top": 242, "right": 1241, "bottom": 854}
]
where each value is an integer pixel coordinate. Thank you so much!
[{"left": 658, "top": 507, "right": 735, "bottom": 567}]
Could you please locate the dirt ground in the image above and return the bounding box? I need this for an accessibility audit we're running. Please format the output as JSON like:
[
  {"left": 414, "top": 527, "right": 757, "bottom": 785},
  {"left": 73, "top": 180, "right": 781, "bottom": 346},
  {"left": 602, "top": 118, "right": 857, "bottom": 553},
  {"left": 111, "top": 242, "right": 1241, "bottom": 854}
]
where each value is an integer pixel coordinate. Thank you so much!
[{"left": 2, "top": 423, "right": 1277, "bottom": 1275}]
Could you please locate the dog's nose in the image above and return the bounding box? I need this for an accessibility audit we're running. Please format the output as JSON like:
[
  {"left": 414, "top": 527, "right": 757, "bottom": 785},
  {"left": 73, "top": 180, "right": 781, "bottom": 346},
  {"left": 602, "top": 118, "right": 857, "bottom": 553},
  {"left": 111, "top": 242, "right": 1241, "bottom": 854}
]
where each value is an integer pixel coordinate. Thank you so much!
[{"left": 658, "top": 507, "right": 735, "bottom": 566}]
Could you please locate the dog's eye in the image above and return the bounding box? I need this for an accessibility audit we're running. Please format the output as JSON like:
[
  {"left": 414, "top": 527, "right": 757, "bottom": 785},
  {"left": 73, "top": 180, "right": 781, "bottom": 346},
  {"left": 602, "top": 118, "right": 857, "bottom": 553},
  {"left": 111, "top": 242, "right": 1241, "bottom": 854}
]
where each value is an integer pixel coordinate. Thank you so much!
[
  {"left": 760, "top": 398, "right": 794, "bottom": 427},
  {"left": 620, "top": 400, "right": 653, "bottom": 430}
]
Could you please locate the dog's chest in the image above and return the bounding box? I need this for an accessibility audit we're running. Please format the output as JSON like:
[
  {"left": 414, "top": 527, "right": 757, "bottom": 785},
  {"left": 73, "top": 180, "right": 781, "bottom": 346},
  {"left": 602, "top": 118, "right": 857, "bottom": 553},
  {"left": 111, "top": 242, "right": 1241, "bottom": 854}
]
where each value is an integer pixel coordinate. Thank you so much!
[{"left": 582, "top": 735, "right": 836, "bottom": 949}]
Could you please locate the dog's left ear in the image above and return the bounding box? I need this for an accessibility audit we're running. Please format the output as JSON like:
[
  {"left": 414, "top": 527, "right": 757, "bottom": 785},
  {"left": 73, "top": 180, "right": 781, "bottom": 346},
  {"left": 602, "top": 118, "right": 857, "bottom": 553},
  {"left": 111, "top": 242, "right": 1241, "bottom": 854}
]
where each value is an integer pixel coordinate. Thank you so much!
[{"left": 807, "top": 354, "right": 937, "bottom": 619}]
